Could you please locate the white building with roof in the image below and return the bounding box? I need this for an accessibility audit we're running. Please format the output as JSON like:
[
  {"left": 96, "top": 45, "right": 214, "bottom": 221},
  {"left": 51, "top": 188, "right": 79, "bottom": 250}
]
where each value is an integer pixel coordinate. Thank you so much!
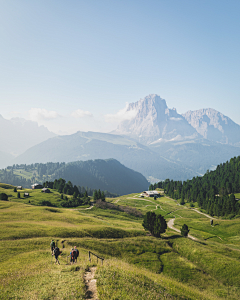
[{"left": 142, "top": 191, "right": 160, "bottom": 197}]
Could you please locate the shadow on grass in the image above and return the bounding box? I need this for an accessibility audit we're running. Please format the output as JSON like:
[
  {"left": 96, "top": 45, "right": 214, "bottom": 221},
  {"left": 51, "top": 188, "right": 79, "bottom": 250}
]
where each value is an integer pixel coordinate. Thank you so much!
[
  {"left": 195, "top": 241, "right": 207, "bottom": 245},
  {"left": 163, "top": 235, "right": 182, "bottom": 240}
]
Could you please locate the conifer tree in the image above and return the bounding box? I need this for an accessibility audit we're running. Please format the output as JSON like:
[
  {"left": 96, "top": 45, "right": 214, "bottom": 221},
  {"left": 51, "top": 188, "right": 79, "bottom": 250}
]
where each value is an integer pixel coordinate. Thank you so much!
[
  {"left": 181, "top": 224, "right": 189, "bottom": 237},
  {"left": 101, "top": 191, "right": 105, "bottom": 201},
  {"left": 93, "top": 190, "right": 98, "bottom": 201},
  {"left": 142, "top": 212, "right": 167, "bottom": 237}
]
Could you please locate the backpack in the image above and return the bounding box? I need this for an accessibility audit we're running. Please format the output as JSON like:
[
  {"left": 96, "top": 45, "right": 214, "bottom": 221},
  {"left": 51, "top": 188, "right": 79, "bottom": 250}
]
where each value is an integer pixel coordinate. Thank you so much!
[
  {"left": 54, "top": 247, "right": 60, "bottom": 255},
  {"left": 51, "top": 241, "right": 55, "bottom": 248},
  {"left": 72, "top": 250, "right": 77, "bottom": 258}
]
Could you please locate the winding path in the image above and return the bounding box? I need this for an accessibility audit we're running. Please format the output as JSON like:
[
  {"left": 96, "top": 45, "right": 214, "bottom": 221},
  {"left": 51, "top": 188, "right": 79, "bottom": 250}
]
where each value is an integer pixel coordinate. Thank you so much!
[
  {"left": 167, "top": 218, "right": 198, "bottom": 241},
  {"left": 191, "top": 208, "right": 217, "bottom": 220}
]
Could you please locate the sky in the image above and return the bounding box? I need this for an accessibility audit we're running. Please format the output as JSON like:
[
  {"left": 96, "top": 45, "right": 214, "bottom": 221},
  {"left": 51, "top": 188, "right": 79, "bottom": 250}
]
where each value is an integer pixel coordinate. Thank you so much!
[{"left": 1, "top": 0, "right": 240, "bottom": 135}]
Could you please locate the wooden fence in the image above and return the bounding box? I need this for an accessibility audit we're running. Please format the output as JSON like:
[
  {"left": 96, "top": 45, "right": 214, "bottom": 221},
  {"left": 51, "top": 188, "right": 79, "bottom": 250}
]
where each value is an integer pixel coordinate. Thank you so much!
[{"left": 88, "top": 251, "right": 104, "bottom": 265}]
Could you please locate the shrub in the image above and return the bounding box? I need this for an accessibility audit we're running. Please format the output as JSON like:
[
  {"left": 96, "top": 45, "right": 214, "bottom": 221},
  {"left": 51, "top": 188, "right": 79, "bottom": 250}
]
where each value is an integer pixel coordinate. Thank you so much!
[
  {"left": 181, "top": 224, "right": 189, "bottom": 237},
  {"left": 40, "top": 200, "right": 55, "bottom": 207},
  {"left": 228, "top": 213, "right": 236, "bottom": 220},
  {"left": 0, "top": 193, "right": 8, "bottom": 201}
]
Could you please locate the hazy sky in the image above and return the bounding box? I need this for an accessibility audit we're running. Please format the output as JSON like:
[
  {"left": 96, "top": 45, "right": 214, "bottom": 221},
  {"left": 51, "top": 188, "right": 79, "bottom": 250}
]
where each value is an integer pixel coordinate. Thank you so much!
[{"left": 1, "top": 0, "right": 240, "bottom": 135}]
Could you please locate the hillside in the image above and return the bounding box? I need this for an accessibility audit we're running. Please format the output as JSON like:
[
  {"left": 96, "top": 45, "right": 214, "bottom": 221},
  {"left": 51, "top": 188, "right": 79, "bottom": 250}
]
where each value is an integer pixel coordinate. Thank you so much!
[
  {"left": 11, "top": 131, "right": 197, "bottom": 181},
  {"left": 0, "top": 183, "right": 240, "bottom": 299},
  {"left": 153, "top": 155, "right": 240, "bottom": 218},
  {"left": 0, "top": 159, "right": 149, "bottom": 195},
  {"left": 149, "top": 137, "right": 240, "bottom": 175}
]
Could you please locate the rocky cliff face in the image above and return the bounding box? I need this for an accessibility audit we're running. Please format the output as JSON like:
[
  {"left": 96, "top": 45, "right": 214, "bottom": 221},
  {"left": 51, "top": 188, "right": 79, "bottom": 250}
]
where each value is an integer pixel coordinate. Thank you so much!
[
  {"left": 183, "top": 109, "right": 240, "bottom": 146},
  {"left": 114, "top": 94, "right": 198, "bottom": 144}
]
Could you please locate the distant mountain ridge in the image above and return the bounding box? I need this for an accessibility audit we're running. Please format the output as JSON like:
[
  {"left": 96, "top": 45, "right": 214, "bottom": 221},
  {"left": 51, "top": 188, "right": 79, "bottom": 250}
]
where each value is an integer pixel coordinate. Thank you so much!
[
  {"left": 183, "top": 108, "right": 240, "bottom": 146},
  {"left": 12, "top": 131, "right": 196, "bottom": 181},
  {"left": 0, "top": 115, "right": 56, "bottom": 159}
]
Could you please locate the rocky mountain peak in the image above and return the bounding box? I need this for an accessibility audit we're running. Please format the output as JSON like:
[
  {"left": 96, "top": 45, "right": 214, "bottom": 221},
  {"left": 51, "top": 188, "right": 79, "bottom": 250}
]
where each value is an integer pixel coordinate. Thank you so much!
[
  {"left": 182, "top": 108, "right": 240, "bottom": 146},
  {"left": 113, "top": 94, "right": 198, "bottom": 144}
]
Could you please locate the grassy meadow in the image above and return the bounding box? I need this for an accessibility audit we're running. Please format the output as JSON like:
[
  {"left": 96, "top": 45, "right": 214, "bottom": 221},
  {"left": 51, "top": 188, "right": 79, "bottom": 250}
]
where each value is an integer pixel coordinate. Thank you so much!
[{"left": 0, "top": 183, "right": 240, "bottom": 299}]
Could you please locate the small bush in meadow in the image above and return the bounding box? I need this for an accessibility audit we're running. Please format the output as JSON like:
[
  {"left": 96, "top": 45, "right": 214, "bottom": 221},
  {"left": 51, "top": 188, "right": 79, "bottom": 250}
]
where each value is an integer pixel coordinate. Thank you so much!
[{"left": 0, "top": 193, "right": 8, "bottom": 201}]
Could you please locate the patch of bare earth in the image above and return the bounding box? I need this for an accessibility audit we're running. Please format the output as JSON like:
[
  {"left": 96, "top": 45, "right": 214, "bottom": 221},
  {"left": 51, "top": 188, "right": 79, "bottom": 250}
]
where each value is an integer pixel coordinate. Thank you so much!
[{"left": 84, "top": 267, "right": 99, "bottom": 300}]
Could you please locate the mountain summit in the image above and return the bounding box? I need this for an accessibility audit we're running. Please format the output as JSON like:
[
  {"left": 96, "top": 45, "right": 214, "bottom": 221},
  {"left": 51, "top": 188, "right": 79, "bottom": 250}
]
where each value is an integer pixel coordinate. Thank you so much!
[
  {"left": 183, "top": 108, "right": 240, "bottom": 147},
  {"left": 114, "top": 94, "right": 198, "bottom": 144}
]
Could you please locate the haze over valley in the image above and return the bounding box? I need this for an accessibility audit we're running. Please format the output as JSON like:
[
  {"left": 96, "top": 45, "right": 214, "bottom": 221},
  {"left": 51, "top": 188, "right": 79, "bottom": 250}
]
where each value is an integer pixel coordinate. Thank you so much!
[{"left": 1, "top": 94, "right": 240, "bottom": 182}]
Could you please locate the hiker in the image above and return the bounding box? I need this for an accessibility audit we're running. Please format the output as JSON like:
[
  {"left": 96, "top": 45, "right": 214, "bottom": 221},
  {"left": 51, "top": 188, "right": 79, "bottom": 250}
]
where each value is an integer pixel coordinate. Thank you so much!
[
  {"left": 54, "top": 246, "right": 61, "bottom": 265},
  {"left": 74, "top": 246, "right": 79, "bottom": 262},
  {"left": 69, "top": 248, "right": 77, "bottom": 264},
  {"left": 50, "top": 239, "right": 55, "bottom": 255}
]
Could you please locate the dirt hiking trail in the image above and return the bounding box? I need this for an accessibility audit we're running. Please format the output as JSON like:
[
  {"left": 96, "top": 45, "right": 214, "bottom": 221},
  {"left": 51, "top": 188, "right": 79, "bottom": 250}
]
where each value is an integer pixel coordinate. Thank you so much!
[{"left": 84, "top": 266, "right": 99, "bottom": 300}]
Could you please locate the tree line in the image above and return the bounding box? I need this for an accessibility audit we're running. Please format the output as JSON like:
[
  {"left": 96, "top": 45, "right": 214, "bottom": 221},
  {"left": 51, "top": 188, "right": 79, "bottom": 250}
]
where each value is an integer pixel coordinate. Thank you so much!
[
  {"left": 0, "top": 162, "right": 118, "bottom": 198},
  {"left": 42, "top": 178, "right": 106, "bottom": 208},
  {"left": 150, "top": 156, "right": 240, "bottom": 218}
]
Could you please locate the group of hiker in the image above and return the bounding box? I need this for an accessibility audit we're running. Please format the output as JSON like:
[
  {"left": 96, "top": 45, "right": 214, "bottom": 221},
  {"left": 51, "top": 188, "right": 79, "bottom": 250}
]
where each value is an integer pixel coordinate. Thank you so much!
[{"left": 50, "top": 239, "right": 79, "bottom": 265}]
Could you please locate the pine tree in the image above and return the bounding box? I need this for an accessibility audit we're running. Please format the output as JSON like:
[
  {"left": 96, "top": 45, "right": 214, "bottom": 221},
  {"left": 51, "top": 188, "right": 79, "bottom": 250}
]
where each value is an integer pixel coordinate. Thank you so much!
[
  {"left": 153, "top": 214, "right": 167, "bottom": 237},
  {"left": 101, "top": 191, "right": 105, "bottom": 201},
  {"left": 142, "top": 211, "right": 156, "bottom": 235},
  {"left": 181, "top": 224, "right": 189, "bottom": 237},
  {"left": 180, "top": 191, "right": 185, "bottom": 205},
  {"left": 142, "top": 212, "right": 166, "bottom": 237},
  {"left": 93, "top": 190, "right": 98, "bottom": 201}
]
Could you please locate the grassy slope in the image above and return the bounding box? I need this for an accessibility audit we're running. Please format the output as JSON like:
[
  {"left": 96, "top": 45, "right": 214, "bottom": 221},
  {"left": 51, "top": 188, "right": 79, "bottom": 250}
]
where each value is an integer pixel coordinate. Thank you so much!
[{"left": 0, "top": 183, "right": 240, "bottom": 299}]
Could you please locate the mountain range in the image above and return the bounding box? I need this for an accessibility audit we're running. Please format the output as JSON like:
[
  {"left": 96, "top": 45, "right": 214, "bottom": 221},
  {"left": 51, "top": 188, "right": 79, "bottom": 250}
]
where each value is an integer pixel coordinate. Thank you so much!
[
  {"left": 1, "top": 94, "right": 240, "bottom": 182},
  {"left": 0, "top": 115, "right": 55, "bottom": 158}
]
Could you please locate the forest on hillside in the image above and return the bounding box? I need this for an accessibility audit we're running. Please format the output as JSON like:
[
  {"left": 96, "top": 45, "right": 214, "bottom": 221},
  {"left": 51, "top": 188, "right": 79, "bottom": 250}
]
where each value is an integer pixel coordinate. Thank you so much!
[
  {"left": 150, "top": 156, "right": 240, "bottom": 218},
  {"left": 0, "top": 159, "right": 148, "bottom": 195}
]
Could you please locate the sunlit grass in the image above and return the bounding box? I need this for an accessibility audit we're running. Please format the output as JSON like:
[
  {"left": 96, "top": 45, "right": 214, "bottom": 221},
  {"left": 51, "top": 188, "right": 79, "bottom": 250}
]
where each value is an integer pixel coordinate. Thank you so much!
[
  {"left": 1, "top": 183, "right": 240, "bottom": 299},
  {"left": 0, "top": 238, "right": 88, "bottom": 300},
  {"left": 96, "top": 258, "right": 220, "bottom": 300}
]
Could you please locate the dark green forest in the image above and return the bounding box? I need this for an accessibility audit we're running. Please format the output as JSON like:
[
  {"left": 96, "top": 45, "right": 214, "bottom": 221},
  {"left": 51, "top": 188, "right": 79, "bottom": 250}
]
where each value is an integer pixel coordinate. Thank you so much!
[
  {"left": 42, "top": 178, "right": 106, "bottom": 208},
  {"left": 0, "top": 159, "right": 149, "bottom": 195},
  {"left": 150, "top": 156, "right": 240, "bottom": 218}
]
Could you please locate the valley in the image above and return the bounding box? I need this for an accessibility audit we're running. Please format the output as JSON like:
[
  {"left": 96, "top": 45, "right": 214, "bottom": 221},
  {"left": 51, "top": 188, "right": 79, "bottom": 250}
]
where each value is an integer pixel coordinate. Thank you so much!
[{"left": 0, "top": 182, "right": 240, "bottom": 299}]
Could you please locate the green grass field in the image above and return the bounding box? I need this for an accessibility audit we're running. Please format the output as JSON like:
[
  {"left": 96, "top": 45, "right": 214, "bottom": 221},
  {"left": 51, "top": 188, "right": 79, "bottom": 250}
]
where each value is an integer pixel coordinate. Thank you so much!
[{"left": 1, "top": 183, "right": 240, "bottom": 299}]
